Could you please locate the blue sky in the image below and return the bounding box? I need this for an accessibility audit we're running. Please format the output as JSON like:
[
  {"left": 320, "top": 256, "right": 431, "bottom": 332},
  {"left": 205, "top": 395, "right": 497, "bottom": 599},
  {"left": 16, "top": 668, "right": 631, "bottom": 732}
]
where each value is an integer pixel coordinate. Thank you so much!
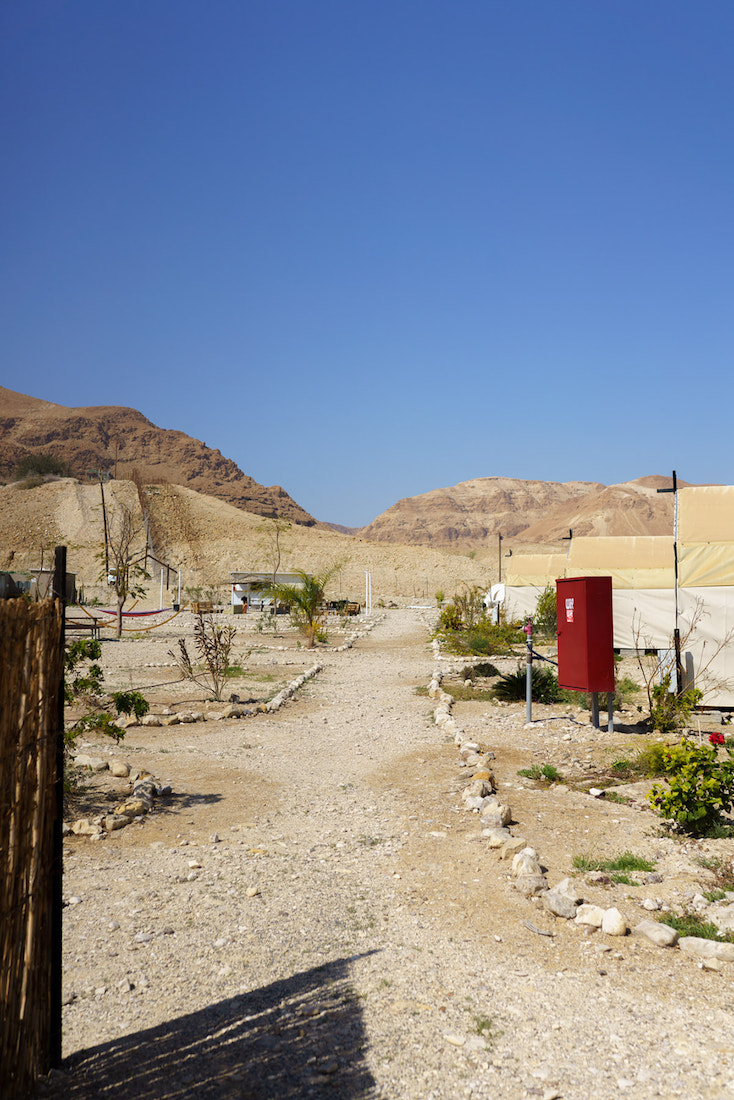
[{"left": 2, "top": 2, "right": 733, "bottom": 526}]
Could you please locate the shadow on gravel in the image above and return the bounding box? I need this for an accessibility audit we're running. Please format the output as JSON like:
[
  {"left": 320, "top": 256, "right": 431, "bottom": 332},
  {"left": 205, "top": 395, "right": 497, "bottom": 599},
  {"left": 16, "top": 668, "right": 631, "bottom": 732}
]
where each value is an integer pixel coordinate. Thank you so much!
[{"left": 39, "top": 953, "right": 380, "bottom": 1100}]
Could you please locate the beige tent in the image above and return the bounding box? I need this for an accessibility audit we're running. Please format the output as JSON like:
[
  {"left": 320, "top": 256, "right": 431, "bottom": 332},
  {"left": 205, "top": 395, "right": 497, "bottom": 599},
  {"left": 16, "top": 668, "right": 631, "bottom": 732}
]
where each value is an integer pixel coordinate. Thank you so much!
[{"left": 505, "top": 486, "right": 734, "bottom": 706}]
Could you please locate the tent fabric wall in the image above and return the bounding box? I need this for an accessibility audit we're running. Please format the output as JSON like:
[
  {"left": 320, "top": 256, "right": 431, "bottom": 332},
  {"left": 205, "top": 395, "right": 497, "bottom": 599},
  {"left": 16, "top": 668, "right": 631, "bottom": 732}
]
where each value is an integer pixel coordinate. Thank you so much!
[
  {"left": 502, "top": 486, "right": 734, "bottom": 705},
  {"left": 678, "top": 486, "right": 734, "bottom": 588}
]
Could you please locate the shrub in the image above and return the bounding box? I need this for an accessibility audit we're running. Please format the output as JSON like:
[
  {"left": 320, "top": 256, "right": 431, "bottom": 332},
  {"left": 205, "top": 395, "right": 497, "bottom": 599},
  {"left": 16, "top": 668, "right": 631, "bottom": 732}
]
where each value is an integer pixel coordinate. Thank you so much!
[
  {"left": 657, "top": 911, "right": 734, "bottom": 943},
  {"left": 533, "top": 584, "right": 557, "bottom": 639},
  {"left": 169, "top": 612, "right": 241, "bottom": 700},
  {"left": 517, "top": 763, "right": 562, "bottom": 784},
  {"left": 573, "top": 851, "right": 655, "bottom": 883},
  {"left": 650, "top": 676, "right": 703, "bottom": 733},
  {"left": 648, "top": 738, "right": 734, "bottom": 835},
  {"left": 13, "top": 452, "right": 71, "bottom": 481},
  {"left": 64, "top": 639, "right": 147, "bottom": 748},
  {"left": 494, "top": 665, "right": 560, "bottom": 704}
]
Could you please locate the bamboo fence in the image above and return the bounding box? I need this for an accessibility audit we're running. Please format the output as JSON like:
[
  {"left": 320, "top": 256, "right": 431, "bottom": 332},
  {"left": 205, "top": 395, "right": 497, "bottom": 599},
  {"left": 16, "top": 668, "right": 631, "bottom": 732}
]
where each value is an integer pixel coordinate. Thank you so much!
[{"left": 1, "top": 598, "right": 63, "bottom": 1100}]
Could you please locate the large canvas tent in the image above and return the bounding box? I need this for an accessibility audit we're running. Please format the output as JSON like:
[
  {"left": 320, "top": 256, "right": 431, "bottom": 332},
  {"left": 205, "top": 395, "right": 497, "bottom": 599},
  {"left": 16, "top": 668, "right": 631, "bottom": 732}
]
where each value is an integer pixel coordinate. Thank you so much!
[{"left": 505, "top": 486, "right": 734, "bottom": 707}]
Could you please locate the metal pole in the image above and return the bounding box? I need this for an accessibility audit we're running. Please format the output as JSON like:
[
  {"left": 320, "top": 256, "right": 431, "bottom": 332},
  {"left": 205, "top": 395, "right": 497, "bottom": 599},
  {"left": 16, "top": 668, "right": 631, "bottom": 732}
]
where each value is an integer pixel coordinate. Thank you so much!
[
  {"left": 525, "top": 619, "right": 533, "bottom": 723},
  {"left": 498, "top": 533, "right": 503, "bottom": 584},
  {"left": 607, "top": 692, "right": 614, "bottom": 733},
  {"left": 50, "top": 546, "right": 67, "bottom": 1066},
  {"left": 591, "top": 692, "right": 600, "bottom": 729}
]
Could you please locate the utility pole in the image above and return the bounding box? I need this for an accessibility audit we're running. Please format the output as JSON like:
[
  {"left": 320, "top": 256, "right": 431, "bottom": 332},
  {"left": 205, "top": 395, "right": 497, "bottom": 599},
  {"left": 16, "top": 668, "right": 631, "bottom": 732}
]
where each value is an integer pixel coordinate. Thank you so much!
[{"left": 657, "top": 471, "right": 682, "bottom": 692}]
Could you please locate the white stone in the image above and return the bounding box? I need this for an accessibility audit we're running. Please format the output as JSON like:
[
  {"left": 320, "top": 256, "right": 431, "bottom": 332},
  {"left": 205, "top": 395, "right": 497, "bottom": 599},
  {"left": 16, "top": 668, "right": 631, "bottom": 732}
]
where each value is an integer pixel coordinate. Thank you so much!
[
  {"left": 482, "top": 827, "right": 512, "bottom": 848},
  {"left": 601, "top": 908, "right": 628, "bottom": 936},
  {"left": 512, "top": 848, "right": 540, "bottom": 876},
  {"left": 678, "top": 937, "right": 734, "bottom": 962},
  {"left": 633, "top": 919, "right": 679, "bottom": 948},
  {"left": 575, "top": 904, "right": 605, "bottom": 928}
]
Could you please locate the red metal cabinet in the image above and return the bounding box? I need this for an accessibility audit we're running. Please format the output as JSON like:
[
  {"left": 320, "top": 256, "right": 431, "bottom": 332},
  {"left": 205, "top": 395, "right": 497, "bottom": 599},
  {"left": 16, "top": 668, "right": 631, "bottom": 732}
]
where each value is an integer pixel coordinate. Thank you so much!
[{"left": 556, "top": 577, "right": 614, "bottom": 692}]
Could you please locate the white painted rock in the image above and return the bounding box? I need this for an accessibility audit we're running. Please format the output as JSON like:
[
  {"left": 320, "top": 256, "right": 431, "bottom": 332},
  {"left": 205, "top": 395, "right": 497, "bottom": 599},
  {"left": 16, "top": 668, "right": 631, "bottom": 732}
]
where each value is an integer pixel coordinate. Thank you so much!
[
  {"left": 601, "top": 908, "right": 628, "bottom": 936},
  {"left": 512, "top": 848, "right": 540, "bottom": 876},
  {"left": 678, "top": 937, "right": 734, "bottom": 962},
  {"left": 499, "top": 836, "right": 528, "bottom": 860},
  {"left": 73, "top": 755, "right": 108, "bottom": 771},
  {"left": 707, "top": 906, "right": 734, "bottom": 934},
  {"left": 480, "top": 801, "right": 512, "bottom": 828},
  {"left": 633, "top": 920, "right": 679, "bottom": 948},
  {"left": 575, "top": 904, "right": 605, "bottom": 928},
  {"left": 482, "top": 827, "right": 512, "bottom": 848}
]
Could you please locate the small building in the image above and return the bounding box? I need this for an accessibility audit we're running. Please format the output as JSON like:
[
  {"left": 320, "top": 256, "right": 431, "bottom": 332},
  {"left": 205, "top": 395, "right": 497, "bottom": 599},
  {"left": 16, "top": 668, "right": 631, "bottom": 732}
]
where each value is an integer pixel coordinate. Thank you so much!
[{"left": 230, "top": 572, "right": 304, "bottom": 614}]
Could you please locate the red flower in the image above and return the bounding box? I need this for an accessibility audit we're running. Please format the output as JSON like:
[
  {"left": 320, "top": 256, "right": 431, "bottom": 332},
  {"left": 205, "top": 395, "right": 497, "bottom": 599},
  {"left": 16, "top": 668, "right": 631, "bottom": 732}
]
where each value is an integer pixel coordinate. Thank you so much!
[{"left": 709, "top": 732, "right": 725, "bottom": 746}]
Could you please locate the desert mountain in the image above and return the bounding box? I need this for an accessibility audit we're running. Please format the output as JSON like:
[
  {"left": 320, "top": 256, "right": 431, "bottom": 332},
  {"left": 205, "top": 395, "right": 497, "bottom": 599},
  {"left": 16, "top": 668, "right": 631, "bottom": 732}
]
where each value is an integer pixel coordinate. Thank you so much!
[
  {"left": 0, "top": 477, "right": 492, "bottom": 602},
  {"left": 0, "top": 387, "right": 316, "bottom": 526},
  {"left": 357, "top": 475, "right": 679, "bottom": 549}
]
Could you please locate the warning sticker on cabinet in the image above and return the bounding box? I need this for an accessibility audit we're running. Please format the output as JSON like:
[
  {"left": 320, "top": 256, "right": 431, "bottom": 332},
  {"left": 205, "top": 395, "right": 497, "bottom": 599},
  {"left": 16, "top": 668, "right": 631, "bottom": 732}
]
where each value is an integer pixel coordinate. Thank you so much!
[{"left": 565, "top": 598, "right": 574, "bottom": 623}]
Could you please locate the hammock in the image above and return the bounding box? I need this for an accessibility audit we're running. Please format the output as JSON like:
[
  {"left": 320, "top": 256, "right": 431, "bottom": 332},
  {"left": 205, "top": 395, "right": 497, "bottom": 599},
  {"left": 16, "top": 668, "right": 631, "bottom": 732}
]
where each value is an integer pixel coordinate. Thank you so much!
[{"left": 97, "top": 607, "right": 174, "bottom": 617}]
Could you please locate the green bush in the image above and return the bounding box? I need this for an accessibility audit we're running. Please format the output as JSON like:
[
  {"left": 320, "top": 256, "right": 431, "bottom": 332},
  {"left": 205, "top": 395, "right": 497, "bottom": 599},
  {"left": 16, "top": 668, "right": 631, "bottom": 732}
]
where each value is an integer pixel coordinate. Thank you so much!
[
  {"left": 494, "top": 665, "right": 560, "bottom": 704},
  {"left": 650, "top": 676, "right": 703, "bottom": 733},
  {"left": 533, "top": 584, "right": 557, "bottom": 639},
  {"left": 648, "top": 738, "right": 734, "bottom": 835},
  {"left": 13, "top": 452, "right": 71, "bottom": 481},
  {"left": 517, "top": 763, "right": 563, "bottom": 784}
]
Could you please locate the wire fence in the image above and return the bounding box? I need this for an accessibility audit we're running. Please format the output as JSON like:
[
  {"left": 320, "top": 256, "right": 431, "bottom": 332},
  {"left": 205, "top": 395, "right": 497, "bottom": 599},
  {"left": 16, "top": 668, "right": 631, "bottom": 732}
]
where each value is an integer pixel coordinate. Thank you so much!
[{"left": 0, "top": 597, "right": 64, "bottom": 1100}]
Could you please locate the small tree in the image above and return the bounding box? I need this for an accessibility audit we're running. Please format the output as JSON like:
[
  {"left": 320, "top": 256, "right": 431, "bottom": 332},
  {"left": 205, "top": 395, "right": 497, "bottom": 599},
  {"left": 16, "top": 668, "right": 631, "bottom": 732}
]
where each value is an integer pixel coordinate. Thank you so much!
[
  {"left": 534, "top": 584, "right": 557, "bottom": 639},
  {"left": 169, "top": 612, "right": 241, "bottom": 701},
  {"left": 99, "top": 503, "right": 149, "bottom": 638},
  {"left": 267, "top": 564, "right": 342, "bottom": 648},
  {"left": 256, "top": 514, "right": 292, "bottom": 589}
]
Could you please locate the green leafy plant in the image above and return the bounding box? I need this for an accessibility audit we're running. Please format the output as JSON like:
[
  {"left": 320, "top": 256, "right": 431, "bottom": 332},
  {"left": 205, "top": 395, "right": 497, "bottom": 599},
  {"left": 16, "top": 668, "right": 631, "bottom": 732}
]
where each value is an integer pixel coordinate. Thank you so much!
[
  {"left": 657, "top": 910, "right": 734, "bottom": 942},
  {"left": 573, "top": 851, "right": 655, "bottom": 883},
  {"left": 648, "top": 737, "right": 734, "bottom": 835},
  {"left": 533, "top": 584, "right": 557, "bottom": 639},
  {"left": 64, "top": 639, "right": 148, "bottom": 748},
  {"left": 493, "top": 665, "right": 560, "bottom": 704},
  {"left": 13, "top": 452, "right": 72, "bottom": 482},
  {"left": 266, "top": 564, "right": 343, "bottom": 648},
  {"left": 517, "top": 763, "right": 563, "bottom": 784},
  {"left": 650, "top": 676, "right": 703, "bottom": 733},
  {"left": 604, "top": 791, "right": 633, "bottom": 805}
]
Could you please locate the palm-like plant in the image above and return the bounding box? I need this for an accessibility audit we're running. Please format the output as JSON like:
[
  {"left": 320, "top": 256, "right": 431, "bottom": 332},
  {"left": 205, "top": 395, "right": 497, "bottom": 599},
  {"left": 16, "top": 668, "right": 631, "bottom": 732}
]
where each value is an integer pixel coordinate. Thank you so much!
[{"left": 267, "top": 565, "right": 342, "bottom": 648}]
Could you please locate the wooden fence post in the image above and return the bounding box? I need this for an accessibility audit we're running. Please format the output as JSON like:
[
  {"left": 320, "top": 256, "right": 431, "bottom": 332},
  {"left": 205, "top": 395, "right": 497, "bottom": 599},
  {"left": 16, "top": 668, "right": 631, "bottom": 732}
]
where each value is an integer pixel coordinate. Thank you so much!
[{"left": 50, "top": 546, "right": 66, "bottom": 1066}]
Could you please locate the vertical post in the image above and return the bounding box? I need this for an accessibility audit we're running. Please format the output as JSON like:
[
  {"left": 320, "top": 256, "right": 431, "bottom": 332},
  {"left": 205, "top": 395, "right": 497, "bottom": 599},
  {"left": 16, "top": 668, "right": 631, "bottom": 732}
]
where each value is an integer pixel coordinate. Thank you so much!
[
  {"left": 50, "top": 546, "right": 67, "bottom": 1066},
  {"left": 591, "top": 691, "right": 600, "bottom": 729},
  {"left": 99, "top": 477, "right": 109, "bottom": 578},
  {"left": 607, "top": 692, "right": 614, "bottom": 733},
  {"left": 524, "top": 618, "right": 533, "bottom": 723},
  {"left": 159, "top": 570, "right": 163, "bottom": 610},
  {"left": 178, "top": 570, "right": 181, "bottom": 606},
  {"left": 498, "top": 533, "right": 503, "bottom": 584}
]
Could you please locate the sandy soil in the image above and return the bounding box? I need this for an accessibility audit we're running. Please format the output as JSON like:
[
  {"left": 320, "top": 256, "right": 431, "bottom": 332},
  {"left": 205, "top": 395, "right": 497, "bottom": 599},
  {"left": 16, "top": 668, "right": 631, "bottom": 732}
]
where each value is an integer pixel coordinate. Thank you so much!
[{"left": 38, "top": 610, "right": 734, "bottom": 1100}]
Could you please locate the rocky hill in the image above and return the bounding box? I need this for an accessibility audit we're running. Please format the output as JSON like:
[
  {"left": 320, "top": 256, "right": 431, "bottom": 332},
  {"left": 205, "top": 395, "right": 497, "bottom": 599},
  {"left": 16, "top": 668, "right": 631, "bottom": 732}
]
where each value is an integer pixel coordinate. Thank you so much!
[
  {"left": 357, "top": 475, "right": 679, "bottom": 549},
  {"left": 0, "top": 477, "right": 492, "bottom": 603},
  {"left": 0, "top": 387, "right": 316, "bottom": 526}
]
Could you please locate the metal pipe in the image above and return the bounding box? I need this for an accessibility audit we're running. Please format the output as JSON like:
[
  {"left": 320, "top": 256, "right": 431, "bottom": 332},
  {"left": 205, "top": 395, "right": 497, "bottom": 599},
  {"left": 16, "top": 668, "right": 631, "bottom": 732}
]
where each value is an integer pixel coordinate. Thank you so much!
[{"left": 525, "top": 619, "right": 533, "bottom": 723}]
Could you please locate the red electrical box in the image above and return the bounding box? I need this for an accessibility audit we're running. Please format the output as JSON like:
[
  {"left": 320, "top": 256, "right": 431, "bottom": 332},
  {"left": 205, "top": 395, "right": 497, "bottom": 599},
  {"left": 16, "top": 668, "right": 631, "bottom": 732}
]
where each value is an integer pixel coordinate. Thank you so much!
[{"left": 556, "top": 576, "right": 614, "bottom": 693}]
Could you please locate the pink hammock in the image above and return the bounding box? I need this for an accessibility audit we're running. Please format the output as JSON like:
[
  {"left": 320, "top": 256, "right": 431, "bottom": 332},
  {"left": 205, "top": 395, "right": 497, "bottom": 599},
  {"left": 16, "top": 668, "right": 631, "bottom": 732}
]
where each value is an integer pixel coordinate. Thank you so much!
[{"left": 97, "top": 607, "right": 174, "bottom": 617}]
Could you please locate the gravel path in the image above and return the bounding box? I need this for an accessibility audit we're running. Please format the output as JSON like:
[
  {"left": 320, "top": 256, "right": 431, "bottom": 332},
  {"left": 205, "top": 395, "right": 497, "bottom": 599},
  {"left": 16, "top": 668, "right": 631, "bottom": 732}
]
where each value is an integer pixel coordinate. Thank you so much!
[{"left": 41, "top": 610, "right": 734, "bottom": 1100}]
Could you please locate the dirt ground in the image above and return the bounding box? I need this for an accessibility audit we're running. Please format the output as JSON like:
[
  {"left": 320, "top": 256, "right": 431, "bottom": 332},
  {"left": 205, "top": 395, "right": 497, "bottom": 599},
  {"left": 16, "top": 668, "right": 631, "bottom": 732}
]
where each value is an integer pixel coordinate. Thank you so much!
[{"left": 39, "top": 609, "right": 734, "bottom": 1100}]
